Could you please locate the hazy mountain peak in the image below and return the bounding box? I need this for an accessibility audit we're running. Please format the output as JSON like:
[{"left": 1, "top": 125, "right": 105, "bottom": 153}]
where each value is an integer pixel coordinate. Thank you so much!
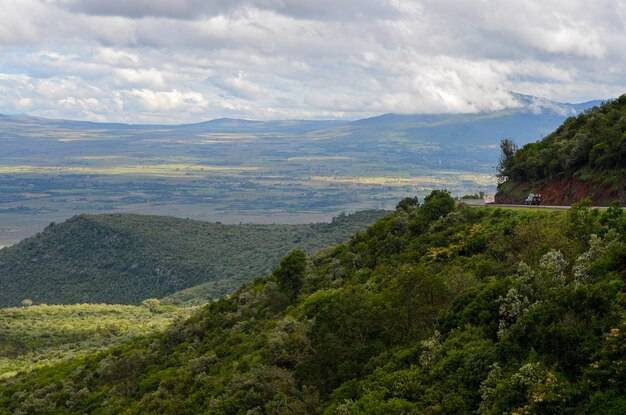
[{"left": 509, "top": 92, "right": 604, "bottom": 116}]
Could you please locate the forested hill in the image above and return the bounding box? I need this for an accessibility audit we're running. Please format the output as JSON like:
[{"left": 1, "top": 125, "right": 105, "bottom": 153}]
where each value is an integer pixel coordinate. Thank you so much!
[
  {"left": 2, "top": 192, "right": 625, "bottom": 414},
  {"left": 0, "top": 211, "right": 386, "bottom": 307},
  {"left": 496, "top": 95, "right": 626, "bottom": 205}
]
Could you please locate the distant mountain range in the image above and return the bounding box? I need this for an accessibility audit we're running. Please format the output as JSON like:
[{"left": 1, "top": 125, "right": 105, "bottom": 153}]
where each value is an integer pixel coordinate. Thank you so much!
[
  {"left": 0, "top": 93, "right": 605, "bottom": 164},
  {"left": 321, "top": 94, "right": 604, "bottom": 146},
  {"left": 0, "top": 93, "right": 605, "bottom": 141}
]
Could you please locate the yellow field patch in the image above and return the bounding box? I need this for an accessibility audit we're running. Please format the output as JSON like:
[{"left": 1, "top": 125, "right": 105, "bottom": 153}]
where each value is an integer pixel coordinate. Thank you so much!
[
  {"left": 57, "top": 138, "right": 85, "bottom": 142},
  {"left": 70, "top": 156, "right": 132, "bottom": 161},
  {"left": 287, "top": 156, "right": 351, "bottom": 161},
  {"left": 311, "top": 173, "right": 495, "bottom": 187},
  {"left": 139, "top": 139, "right": 195, "bottom": 144},
  {"left": 56, "top": 132, "right": 108, "bottom": 142},
  {"left": 0, "top": 164, "right": 263, "bottom": 176},
  {"left": 430, "top": 171, "right": 501, "bottom": 186},
  {"left": 21, "top": 193, "right": 50, "bottom": 198},
  {"left": 311, "top": 176, "right": 448, "bottom": 186},
  {"left": 199, "top": 133, "right": 262, "bottom": 140}
]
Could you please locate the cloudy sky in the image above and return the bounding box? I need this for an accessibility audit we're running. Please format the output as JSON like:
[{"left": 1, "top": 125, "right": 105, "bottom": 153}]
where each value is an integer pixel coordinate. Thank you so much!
[{"left": 0, "top": 0, "right": 624, "bottom": 123}]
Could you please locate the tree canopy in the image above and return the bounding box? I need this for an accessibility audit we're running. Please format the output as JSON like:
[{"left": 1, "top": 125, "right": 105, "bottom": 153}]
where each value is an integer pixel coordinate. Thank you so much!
[
  {"left": 2, "top": 192, "right": 624, "bottom": 414},
  {"left": 0, "top": 210, "right": 386, "bottom": 307}
]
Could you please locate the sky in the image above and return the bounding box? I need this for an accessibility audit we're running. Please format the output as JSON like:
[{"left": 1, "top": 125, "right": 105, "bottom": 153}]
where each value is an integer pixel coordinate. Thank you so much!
[{"left": 0, "top": 0, "right": 624, "bottom": 123}]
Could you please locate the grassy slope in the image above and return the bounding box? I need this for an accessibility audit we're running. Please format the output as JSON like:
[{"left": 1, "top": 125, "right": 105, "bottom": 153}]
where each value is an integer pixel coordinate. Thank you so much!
[
  {"left": 1, "top": 197, "right": 624, "bottom": 414},
  {"left": 0, "top": 210, "right": 387, "bottom": 307},
  {"left": 0, "top": 303, "right": 192, "bottom": 379}
]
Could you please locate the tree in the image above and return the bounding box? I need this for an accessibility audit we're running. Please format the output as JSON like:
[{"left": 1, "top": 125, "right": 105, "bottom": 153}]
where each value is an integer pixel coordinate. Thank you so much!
[
  {"left": 410, "top": 190, "right": 456, "bottom": 234},
  {"left": 497, "top": 138, "right": 518, "bottom": 175},
  {"left": 396, "top": 196, "right": 419, "bottom": 211},
  {"left": 567, "top": 198, "right": 597, "bottom": 241},
  {"left": 274, "top": 249, "right": 306, "bottom": 300},
  {"left": 421, "top": 189, "right": 456, "bottom": 222},
  {"left": 20, "top": 298, "right": 33, "bottom": 307},
  {"left": 601, "top": 200, "right": 624, "bottom": 232},
  {"left": 141, "top": 298, "right": 161, "bottom": 313}
]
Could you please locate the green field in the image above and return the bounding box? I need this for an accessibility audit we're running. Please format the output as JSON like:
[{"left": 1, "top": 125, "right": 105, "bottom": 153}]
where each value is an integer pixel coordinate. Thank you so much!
[{"left": 0, "top": 303, "right": 192, "bottom": 378}]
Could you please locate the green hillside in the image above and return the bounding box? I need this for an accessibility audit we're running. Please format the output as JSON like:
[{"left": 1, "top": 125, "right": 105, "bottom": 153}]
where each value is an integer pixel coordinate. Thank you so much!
[
  {"left": 0, "top": 303, "right": 190, "bottom": 379},
  {"left": 496, "top": 95, "right": 626, "bottom": 205},
  {"left": 1, "top": 193, "right": 624, "bottom": 414},
  {"left": 0, "top": 210, "right": 386, "bottom": 307}
]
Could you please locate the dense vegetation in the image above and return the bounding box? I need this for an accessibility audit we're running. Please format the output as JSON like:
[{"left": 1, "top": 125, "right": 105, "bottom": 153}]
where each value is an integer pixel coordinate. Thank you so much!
[
  {"left": 0, "top": 210, "right": 386, "bottom": 307},
  {"left": 497, "top": 95, "right": 626, "bottom": 204},
  {"left": 0, "top": 303, "right": 190, "bottom": 379},
  {"left": 1, "top": 191, "right": 624, "bottom": 414},
  {"left": 499, "top": 95, "right": 626, "bottom": 180}
]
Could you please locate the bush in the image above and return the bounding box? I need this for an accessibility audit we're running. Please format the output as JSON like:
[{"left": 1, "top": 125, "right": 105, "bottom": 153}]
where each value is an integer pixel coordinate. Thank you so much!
[{"left": 274, "top": 249, "right": 307, "bottom": 300}]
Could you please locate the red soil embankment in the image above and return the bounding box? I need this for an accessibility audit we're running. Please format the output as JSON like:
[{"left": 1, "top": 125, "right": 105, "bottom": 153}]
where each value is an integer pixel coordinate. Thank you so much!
[
  {"left": 496, "top": 176, "right": 626, "bottom": 206},
  {"left": 539, "top": 176, "right": 625, "bottom": 205}
]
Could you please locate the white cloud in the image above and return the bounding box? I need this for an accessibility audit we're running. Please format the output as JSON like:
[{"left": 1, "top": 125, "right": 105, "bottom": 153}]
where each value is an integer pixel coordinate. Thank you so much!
[
  {"left": 114, "top": 68, "right": 166, "bottom": 88},
  {"left": 0, "top": 0, "right": 624, "bottom": 122},
  {"left": 215, "top": 71, "right": 267, "bottom": 100},
  {"left": 93, "top": 48, "right": 140, "bottom": 67},
  {"left": 124, "top": 89, "right": 207, "bottom": 112},
  {"left": 368, "top": 56, "right": 519, "bottom": 114},
  {"left": 0, "top": 0, "right": 44, "bottom": 45}
]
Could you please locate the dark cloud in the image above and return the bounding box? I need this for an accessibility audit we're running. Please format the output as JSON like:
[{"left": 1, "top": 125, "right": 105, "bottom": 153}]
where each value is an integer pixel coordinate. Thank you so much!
[
  {"left": 62, "top": 0, "right": 215, "bottom": 19},
  {"left": 61, "top": 0, "right": 400, "bottom": 20}
]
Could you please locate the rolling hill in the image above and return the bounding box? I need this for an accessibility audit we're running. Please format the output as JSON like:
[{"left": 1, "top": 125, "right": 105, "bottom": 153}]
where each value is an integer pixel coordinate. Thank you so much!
[{"left": 0, "top": 210, "right": 386, "bottom": 307}]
